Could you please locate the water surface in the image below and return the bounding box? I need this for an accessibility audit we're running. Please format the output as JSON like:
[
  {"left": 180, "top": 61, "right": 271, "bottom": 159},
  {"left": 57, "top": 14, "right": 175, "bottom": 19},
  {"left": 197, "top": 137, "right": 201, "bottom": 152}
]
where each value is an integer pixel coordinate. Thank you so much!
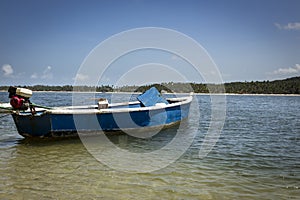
[{"left": 0, "top": 92, "right": 299, "bottom": 199}]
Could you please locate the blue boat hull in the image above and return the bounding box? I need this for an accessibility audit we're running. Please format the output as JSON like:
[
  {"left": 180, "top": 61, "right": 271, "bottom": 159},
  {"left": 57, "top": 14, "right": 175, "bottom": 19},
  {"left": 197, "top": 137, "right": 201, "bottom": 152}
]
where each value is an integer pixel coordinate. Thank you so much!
[{"left": 12, "top": 98, "right": 191, "bottom": 138}]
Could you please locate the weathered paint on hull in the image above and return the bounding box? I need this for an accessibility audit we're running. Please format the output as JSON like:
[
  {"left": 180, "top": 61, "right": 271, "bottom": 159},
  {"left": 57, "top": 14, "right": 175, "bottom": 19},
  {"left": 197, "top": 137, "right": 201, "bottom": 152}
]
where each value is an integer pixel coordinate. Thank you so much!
[{"left": 12, "top": 102, "right": 190, "bottom": 138}]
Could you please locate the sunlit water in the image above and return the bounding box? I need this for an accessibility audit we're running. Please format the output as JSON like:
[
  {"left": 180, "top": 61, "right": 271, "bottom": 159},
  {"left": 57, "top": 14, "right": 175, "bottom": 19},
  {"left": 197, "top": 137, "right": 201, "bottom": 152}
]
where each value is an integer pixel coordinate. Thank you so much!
[{"left": 0, "top": 92, "right": 299, "bottom": 199}]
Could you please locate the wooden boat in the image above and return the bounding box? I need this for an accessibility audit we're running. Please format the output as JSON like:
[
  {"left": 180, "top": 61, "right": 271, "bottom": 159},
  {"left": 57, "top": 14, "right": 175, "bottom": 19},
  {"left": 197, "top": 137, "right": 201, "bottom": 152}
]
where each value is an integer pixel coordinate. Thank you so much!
[{"left": 0, "top": 87, "right": 192, "bottom": 138}]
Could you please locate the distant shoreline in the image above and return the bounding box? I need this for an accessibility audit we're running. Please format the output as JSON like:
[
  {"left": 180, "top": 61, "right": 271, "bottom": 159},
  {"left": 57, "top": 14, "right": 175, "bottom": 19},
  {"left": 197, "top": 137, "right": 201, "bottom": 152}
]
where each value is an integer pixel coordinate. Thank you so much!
[
  {"left": 0, "top": 76, "right": 299, "bottom": 95},
  {"left": 1, "top": 90, "right": 299, "bottom": 97}
]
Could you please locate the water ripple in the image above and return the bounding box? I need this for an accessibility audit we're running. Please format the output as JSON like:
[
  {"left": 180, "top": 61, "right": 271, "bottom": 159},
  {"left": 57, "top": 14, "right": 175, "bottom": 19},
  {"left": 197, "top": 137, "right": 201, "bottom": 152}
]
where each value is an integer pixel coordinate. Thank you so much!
[{"left": 0, "top": 92, "right": 299, "bottom": 199}]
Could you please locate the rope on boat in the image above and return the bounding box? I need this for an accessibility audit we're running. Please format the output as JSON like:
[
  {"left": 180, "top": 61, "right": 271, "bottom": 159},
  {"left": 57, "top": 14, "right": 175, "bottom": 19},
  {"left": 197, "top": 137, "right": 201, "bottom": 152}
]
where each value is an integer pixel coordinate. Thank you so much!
[
  {"left": 30, "top": 103, "right": 52, "bottom": 110},
  {"left": 0, "top": 103, "right": 52, "bottom": 114},
  {"left": 0, "top": 106, "right": 13, "bottom": 112}
]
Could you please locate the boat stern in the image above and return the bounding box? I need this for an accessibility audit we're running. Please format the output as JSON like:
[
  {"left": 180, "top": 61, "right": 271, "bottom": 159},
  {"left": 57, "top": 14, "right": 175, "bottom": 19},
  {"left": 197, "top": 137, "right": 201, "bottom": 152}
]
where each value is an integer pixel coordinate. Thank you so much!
[{"left": 11, "top": 112, "right": 52, "bottom": 137}]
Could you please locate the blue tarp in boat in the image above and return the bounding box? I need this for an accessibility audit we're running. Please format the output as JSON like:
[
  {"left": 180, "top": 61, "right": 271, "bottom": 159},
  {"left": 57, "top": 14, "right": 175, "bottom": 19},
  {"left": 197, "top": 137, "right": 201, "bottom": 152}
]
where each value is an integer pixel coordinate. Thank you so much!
[{"left": 137, "top": 87, "right": 169, "bottom": 107}]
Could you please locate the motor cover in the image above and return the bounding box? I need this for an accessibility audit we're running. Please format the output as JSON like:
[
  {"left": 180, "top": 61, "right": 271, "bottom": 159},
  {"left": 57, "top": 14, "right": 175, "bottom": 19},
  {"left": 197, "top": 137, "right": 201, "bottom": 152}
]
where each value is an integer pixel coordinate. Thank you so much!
[{"left": 10, "top": 95, "right": 29, "bottom": 110}]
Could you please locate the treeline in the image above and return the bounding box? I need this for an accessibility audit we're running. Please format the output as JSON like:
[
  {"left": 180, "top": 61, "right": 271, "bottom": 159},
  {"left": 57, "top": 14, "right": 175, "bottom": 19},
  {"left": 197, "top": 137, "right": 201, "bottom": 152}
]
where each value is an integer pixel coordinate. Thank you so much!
[
  {"left": 0, "top": 85, "right": 114, "bottom": 92},
  {"left": 224, "top": 76, "right": 299, "bottom": 94},
  {"left": 0, "top": 76, "right": 299, "bottom": 94},
  {"left": 117, "top": 76, "right": 300, "bottom": 94}
]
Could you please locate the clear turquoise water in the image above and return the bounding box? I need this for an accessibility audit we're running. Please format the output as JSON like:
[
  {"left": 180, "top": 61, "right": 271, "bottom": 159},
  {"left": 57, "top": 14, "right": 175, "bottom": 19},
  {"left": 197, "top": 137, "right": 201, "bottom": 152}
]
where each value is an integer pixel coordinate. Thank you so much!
[{"left": 0, "top": 92, "right": 299, "bottom": 199}]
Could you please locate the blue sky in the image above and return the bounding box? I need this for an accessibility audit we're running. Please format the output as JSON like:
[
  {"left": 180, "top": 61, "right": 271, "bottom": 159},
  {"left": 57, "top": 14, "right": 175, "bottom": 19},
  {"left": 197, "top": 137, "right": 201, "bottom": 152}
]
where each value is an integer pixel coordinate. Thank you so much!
[{"left": 0, "top": 0, "right": 299, "bottom": 85}]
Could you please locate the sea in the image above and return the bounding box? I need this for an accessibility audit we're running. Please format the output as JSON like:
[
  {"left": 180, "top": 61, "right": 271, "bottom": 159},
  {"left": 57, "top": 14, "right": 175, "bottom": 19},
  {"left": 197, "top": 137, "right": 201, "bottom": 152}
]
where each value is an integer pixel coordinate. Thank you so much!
[{"left": 0, "top": 92, "right": 299, "bottom": 199}]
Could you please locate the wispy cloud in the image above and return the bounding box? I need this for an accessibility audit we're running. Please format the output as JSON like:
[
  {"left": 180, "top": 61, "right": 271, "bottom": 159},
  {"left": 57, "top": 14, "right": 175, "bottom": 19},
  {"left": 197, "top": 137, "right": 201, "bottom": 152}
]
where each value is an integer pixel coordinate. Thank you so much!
[
  {"left": 2, "top": 64, "right": 14, "bottom": 76},
  {"left": 275, "top": 22, "right": 300, "bottom": 30},
  {"left": 73, "top": 73, "right": 89, "bottom": 81},
  {"left": 271, "top": 64, "right": 300, "bottom": 75},
  {"left": 30, "top": 73, "right": 38, "bottom": 79},
  {"left": 171, "top": 55, "right": 181, "bottom": 60},
  {"left": 30, "top": 66, "right": 53, "bottom": 80},
  {"left": 41, "top": 66, "right": 53, "bottom": 79}
]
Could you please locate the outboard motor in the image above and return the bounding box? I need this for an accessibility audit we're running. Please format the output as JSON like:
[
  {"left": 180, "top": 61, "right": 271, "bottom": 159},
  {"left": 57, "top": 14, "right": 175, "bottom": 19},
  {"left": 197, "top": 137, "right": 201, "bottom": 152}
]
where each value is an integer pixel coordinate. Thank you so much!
[{"left": 8, "top": 86, "right": 35, "bottom": 113}]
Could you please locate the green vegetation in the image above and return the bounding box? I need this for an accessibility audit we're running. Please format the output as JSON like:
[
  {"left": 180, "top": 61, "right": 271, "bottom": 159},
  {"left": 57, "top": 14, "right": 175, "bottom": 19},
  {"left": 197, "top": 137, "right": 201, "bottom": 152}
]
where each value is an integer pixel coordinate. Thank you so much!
[
  {"left": 224, "top": 76, "right": 300, "bottom": 94},
  {"left": 0, "top": 85, "right": 114, "bottom": 93},
  {"left": 117, "top": 77, "right": 300, "bottom": 94},
  {"left": 0, "top": 76, "right": 299, "bottom": 94}
]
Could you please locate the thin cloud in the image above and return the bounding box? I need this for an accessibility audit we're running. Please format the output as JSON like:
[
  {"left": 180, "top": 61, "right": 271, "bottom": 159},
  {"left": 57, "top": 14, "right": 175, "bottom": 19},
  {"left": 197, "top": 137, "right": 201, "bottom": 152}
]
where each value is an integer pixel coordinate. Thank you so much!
[
  {"left": 30, "top": 73, "right": 38, "bottom": 79},
  {"left": 171, "top": 55, "right": 181, "bottom": 60},
  {"left": 73, "top": 73, "right": 89, "bottom": 81},
  {"left": 41, "top": 66, "right": 53, "bottom": 79},
  {"left": 30, "top": 66, "right": 53, "bottom": 80},
  {"left": 271, "top": 64, "right": 300, "bottom": 75},
  {"left": 275, "top": 22, "right": 300, "bottom": 30},
  {"left": 2, "top": 64, "right": 14, "bottom": 76}
]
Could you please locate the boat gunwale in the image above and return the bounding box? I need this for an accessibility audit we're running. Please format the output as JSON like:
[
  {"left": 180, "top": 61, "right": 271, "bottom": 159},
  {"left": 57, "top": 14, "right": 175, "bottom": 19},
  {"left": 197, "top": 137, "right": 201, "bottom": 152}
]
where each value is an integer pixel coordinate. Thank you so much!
[{"left": 47, "top": 96, "right": 192, "bottom": 115}]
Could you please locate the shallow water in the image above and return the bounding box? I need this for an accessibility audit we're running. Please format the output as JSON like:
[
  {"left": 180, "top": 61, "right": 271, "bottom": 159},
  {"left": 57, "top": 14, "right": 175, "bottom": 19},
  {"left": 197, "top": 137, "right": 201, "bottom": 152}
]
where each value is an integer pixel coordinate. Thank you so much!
[{"left": 0, "top": 92, "right": 299, "bottom": 199}]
